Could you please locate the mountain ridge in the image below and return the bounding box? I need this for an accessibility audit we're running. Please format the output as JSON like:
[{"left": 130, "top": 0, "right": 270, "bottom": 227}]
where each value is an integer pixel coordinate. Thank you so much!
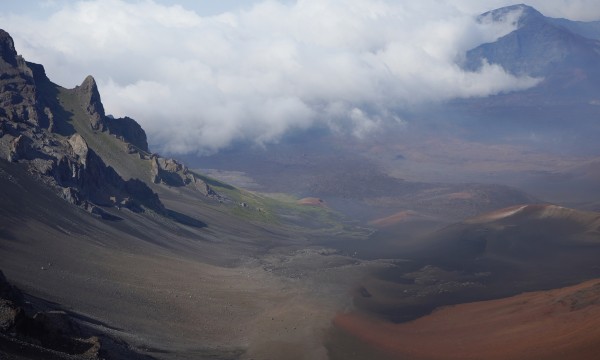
[
  {"left": 0, "top": 29, "right": 233, "bottom": 220},
  {"left": 466, "top": 4, "right": 600, "bottom": 91}
]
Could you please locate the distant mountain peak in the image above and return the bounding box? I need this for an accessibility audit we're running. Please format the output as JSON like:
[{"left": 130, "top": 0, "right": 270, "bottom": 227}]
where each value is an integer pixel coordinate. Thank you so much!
[
  {"left": 465, "top": 3, "right": 600, "bottom": 87},
  {"left": 479, "top": 3, "right": 544, "bottom": 28},
  {"left": 80, "top": 74, "right": 99, "bottom": 92},
  {"left": 481, "top": 4, "right": 540, "bottom": 17}
]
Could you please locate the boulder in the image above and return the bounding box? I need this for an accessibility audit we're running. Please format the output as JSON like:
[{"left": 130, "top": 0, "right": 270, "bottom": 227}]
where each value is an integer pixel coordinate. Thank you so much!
[
  {"left": 68, "top": 133, "right": 89, "bottom": 166},
  {"left": 62, "top": 187, "right": 83, "bottom": 205},
  {"left": 0, "top": 270, "right": 25, "bottom": 333},
  {"left": 150, "top": 155, "right": 186, "bottom": 186}
]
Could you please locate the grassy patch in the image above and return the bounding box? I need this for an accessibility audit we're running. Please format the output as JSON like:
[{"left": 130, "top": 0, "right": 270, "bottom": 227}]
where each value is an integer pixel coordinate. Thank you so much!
[{"left": 189, "top": 169, "right": 345, "bottom": 229}]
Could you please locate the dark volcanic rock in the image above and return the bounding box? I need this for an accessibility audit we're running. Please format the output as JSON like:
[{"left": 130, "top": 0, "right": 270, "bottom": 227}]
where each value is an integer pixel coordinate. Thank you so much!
[
  {"left": 0, "top": 37, "right": 43, "bottom": 128},
  {"left": 0, "top": 29, "right": 18, "bottom": 67},
  {"left": 151, "top": 156, "right": 185, "bottom": 185},
  {"left": 0, "top": 270, "right": 25, "bottom": 335},
  {"left": 8, "top": 134, "right": 32, "bottom": 162},
  {"left": 74, "top": 76, "right": 149, "bottom": 151},
  {"left": 74, "top": 75, "right": 105, "bottom": 131},
  {"left": 150, "top": 154, "right": 222, "bottom": 199},
  {"left": 53, "top": 134, "right": 164, "bottom": 213},
  {"left": 0, "top": 270, "right": 103, "bottom": 359},
  {"left": 0, "top": 29, "right": 166, "bottom": 215},
  {"left": 0, "top": 32, "right": 59, "bottom": 133},
  {"left": 0, "top": 270, "right": 23, "bottom": 305},
  {"left": 105, "top": 115, "right": 149, "bottom": 152}
]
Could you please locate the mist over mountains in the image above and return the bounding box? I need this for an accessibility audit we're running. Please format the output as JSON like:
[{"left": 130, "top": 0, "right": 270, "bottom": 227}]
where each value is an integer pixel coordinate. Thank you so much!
[
  {"left": 3, "top": 1, "right": 597, "bottom": 157},
  {"left": 1, "top": 2, "right": 600, "bottom": 360},
  {"left": 1, "top": 0, "right": 551, "bottom": 155},
  {"left": 190, "top": 3, "right": 600, "bottom": 210},
  {"left": 466, "top": 4, "right": 600, "bottom": 95}
]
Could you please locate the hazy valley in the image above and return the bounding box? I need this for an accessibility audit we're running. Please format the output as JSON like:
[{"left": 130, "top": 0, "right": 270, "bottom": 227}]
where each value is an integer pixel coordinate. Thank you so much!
[{"left": 1, "top": 2, "right": 600, "bottom": 360}]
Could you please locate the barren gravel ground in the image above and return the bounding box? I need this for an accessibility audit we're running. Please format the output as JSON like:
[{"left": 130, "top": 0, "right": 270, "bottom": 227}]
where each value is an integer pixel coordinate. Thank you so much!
[{"left": 0, "top": 165, "right": 389, "bottom": 359}]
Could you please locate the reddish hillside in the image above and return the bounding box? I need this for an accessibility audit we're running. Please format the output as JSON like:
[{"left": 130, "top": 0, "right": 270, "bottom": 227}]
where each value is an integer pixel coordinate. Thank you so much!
[
  {"left": 297, "top": 197, "right": 327, "bottom": 207},
  {"left": 368, "top": 210, "right": 431, "bottom": 228},
  {"left": 334, "top": 279, "right": 600, "bottom": 360}
]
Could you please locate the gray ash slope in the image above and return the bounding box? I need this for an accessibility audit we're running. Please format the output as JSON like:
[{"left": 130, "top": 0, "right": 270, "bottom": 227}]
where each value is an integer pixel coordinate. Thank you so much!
[{"left": 0, "top": 28, "right": 357, "bottom": 360}]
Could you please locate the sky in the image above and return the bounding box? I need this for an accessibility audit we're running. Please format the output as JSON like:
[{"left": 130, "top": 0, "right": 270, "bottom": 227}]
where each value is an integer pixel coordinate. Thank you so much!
[{"left": 1, "top": 0, "right": 598, "bottom": 154}]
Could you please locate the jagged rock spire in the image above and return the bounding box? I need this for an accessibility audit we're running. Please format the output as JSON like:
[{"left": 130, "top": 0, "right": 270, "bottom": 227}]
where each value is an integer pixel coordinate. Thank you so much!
[{"left": 75, "top": 75, "right": 106, "bottom": 130}]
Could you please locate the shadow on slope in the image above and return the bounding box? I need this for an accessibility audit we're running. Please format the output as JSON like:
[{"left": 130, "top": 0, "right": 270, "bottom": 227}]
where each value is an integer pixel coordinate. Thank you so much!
[{"left": 352, "top": 204, "right": 600, "bottom": 323}]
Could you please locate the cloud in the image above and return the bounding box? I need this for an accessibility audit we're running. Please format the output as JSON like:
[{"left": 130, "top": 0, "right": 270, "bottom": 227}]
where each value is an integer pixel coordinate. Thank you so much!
[{"left": 1, "top": 0, "right": 542, "bottom": 154}]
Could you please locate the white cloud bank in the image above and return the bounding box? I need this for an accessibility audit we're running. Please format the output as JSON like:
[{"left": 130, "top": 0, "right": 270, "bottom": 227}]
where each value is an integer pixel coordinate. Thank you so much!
[{"left": 1, "top": 0, "right": 543, "bottom": 154}]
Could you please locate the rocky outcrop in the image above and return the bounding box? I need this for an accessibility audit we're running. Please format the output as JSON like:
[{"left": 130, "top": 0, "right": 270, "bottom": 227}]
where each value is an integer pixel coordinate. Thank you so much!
[
  {"left": 105, "top": 115, "right": 149, "bottom": 152},
  {"left": 0, "top": 270, "right": 103, "bottom": 359},
  {"left": 151, "top": 156, "right": 186, "bottom": 185},
  {"left": 74, "top": 75, "right": 105, "bottom": 131},
  {"left": 0, "top": 30, "right": 166, "bottom": 216},
  {"left": 0, "top": 30, "right": 45, "bottom": 130},
  {"left": 67, "top": 134, "right": 88, "bottom": 165},
  {"left": 0, "top": 270, "right": 23, "bottom": 306},
  {"left": 1, "top": 99, "right": 164, "bottom": 215},
  {"left": 150, "top": 154, "right": 222, "bottom": 199},
  {"left": 0, "top": 29, "right": 18, "bottom": 67},
  {"left": 73, "top": 76, "right": 150, "bottom": 152},
  {"left": 0, "top": 271, "right": 26, "bottom": 334},
  {"left": 53, "top": 134, "right": 164, "bottom": 213},
  {"left": 1, "top": 28, "right": 220, "bottom": 212},
  {"left": 0, "top": 28, "right": 224, "bottom": 222},
  {"left": 7, "top": 134, "right": 33, "bottom": 162},
  {"left": 192, "top": 174, "right": 221, "bottom": 198}
]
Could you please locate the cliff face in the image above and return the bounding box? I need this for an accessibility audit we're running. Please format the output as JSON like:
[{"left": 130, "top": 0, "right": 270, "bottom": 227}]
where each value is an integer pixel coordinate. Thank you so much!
[
  {"left": 0, "top": 30, "right": 164, "bottom": 215},
  {"left": 74, "top": 75, "right": 106, "bottom": 131},
  {"left": 0, "top": 29, "right": 222, "bottom": 218},
  {"left": 74, "top": 76, "right": 148, "bottom": 152},
  {"left": 0, "top": 30, "right": 47, "bottom": 131},
  {"left": 74, "top": 75, "right": 149, "bottom": 151}
]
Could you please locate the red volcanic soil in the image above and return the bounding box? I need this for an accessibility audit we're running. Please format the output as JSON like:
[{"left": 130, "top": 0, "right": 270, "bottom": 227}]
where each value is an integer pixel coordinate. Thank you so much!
[
  {"left": 297, "top": 197, "right": 327, "bottom": 207},
  {"left": 368, "top": 211, "right": 429, "bottom": 228},
  {"left": 444, "top": 191, "right": 475, "bottom": 200},
  {"left": 465, "top": 203, "right": 600, "bottom": 225},
  {"left": 334, "top": 279, "right": 600, "bottom": 360}
]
